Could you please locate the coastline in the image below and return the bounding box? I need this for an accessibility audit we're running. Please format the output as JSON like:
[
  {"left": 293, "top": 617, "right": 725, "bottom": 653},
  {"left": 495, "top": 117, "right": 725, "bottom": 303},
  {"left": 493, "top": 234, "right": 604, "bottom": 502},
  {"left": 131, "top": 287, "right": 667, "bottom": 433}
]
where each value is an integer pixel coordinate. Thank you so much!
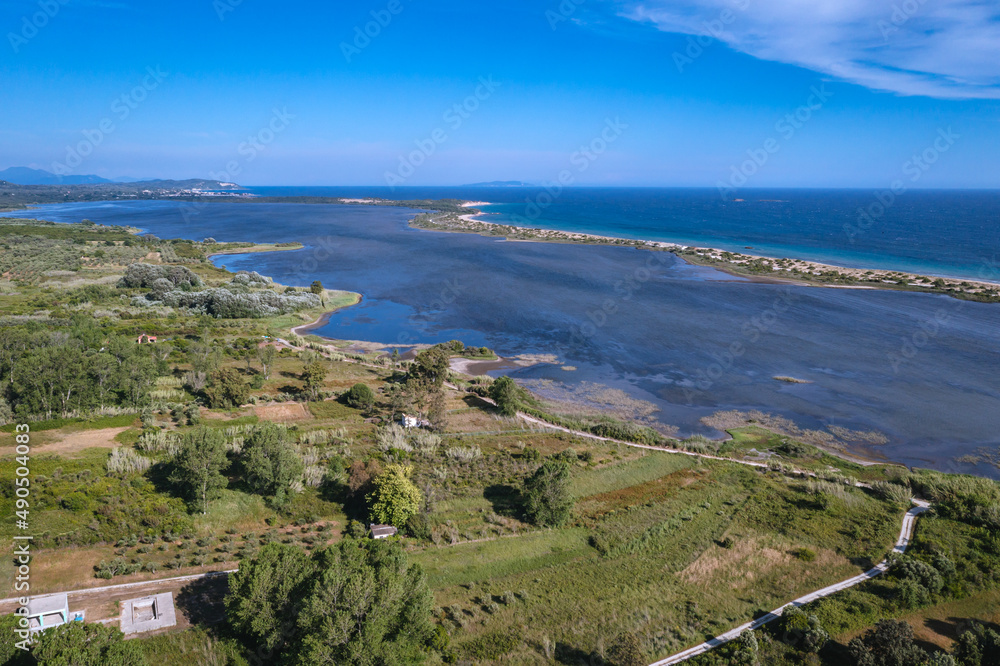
[{"left": 419, "top": 204, "right": 1000, "bottom": 303}]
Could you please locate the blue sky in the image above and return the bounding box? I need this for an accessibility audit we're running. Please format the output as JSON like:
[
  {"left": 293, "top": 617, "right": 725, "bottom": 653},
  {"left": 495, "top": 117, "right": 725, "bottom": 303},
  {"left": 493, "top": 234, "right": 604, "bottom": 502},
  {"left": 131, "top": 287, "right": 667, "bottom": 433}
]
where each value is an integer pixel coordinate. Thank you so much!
[{"left": 1, "top": 0, "right": 998, "bottom": 187}]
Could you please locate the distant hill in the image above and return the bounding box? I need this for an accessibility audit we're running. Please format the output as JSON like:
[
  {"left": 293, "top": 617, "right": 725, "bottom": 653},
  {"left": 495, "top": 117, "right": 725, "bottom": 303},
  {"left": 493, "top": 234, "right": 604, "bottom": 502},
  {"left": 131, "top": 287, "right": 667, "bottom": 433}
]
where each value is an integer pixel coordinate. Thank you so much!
[
  {"left": 463, "top": 180, "right": 534, "bottom": 187},
  {"left": 0, "top": 167, "right": 112, "bottom": 185}
]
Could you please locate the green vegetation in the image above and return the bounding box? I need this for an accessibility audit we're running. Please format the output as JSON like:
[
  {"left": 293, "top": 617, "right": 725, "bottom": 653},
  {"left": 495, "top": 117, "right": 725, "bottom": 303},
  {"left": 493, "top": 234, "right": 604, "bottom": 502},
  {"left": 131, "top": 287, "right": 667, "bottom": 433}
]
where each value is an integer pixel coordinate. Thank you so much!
[
  {"left": 522, "top": 460, "right": 574, "bottom": 527},
  {"left": 226, "top": 539, "right": 438, "bottom": 664},
  {"left": 367, "top": 464, "right": 423, "bottom": 527},
  {"left": 0, "top": 203, "right": 997, "bottom": 666}
]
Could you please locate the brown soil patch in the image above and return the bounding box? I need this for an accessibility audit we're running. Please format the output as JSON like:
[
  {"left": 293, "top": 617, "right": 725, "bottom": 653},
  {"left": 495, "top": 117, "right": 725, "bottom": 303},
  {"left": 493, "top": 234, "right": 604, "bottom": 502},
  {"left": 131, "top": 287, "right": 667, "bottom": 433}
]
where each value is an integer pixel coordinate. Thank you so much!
[
  {"left": 254, "top": 402, "right": 310, "bottom": 421},
  {"left": 35, "top": 427, "right": 129, "bottom": 456}
]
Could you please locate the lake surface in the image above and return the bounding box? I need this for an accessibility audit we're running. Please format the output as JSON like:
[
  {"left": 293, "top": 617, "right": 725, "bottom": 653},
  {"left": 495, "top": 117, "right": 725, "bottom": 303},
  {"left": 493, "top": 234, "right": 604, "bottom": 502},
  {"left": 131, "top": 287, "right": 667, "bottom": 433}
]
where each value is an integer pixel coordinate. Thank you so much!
[
  {"left": 245, "top": 186, "right": 1000, "bottom": 282},
  {"left": 11, "top": 197, "right": 1000, "bottom": 478}
]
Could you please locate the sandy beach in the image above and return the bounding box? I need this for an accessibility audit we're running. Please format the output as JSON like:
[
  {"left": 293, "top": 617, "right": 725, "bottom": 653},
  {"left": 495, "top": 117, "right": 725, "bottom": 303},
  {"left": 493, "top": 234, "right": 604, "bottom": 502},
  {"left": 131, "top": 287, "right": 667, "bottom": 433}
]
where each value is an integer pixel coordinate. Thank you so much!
[{"left": 437, "top": 203, "right": 1000, "bottom": 300}]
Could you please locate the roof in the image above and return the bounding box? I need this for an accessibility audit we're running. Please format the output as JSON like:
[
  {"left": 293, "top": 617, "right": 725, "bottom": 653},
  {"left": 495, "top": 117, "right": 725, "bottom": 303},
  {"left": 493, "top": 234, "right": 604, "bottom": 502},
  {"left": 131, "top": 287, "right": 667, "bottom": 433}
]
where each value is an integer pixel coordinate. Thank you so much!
[
  {"left": 27, "top": 594, "right": 68, "bottom": 616},
  {"left": 370, "top": 524, "right": 398, "bottom": 538}
]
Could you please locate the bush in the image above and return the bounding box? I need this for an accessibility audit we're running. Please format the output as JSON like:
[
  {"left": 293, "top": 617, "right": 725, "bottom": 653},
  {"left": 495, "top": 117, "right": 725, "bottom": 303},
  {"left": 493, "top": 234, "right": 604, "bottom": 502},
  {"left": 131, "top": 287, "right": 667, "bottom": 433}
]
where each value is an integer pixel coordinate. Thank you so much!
[
  {"left": 792, "top": 547, "right": 817, "bottom": 562},
  {"left": 463, "top": 629, "right": 520, "bottom": 660},
  {"left": 522, "top": 461, "right": 574, "bottom": 527},
  {"left": 344, "top": 383, "right": 375, "bottom": 411},
  {"left": 118, "top": 262, "right": 200, "bottom": 289}
]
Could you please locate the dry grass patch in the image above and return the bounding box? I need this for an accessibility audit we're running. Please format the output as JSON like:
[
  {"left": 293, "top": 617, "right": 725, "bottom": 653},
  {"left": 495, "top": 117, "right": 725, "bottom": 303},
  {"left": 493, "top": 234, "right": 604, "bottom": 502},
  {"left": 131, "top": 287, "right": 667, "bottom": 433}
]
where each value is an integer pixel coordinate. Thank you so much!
[{"left": 253, "top": 402, "right": 309, "bottom": 421}]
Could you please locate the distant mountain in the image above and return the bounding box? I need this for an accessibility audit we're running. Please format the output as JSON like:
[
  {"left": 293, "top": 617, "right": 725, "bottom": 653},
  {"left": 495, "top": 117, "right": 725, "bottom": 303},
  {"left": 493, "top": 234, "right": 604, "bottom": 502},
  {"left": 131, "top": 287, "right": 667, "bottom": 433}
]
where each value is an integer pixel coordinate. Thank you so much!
[
  {"left": 463, "top": 180, "right": 535, "bottom": 187},
  {"left": 0, "top": 167, "right": 112, "bottom": 185}
]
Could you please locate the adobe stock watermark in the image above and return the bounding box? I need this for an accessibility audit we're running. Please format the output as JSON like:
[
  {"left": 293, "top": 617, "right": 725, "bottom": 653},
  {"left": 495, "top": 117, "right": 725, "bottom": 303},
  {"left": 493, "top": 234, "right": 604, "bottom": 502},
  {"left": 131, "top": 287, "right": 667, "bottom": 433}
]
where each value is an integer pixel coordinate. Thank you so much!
[
  {"left": 877, "top": 0, "right": 929, "bottom": 42},
  {"left": 51, "top": 66, "right": 169, "bottom": 176},
  {"left": 546, "top": 0, "right": 585, "bottom": 30},
  {"left": 672, "top": 0, "right": 750, "bottom": 73},
  {"left": 568, "top": 250, "right": 671, "bottom": 345},
  {"left": 887, "top": 300, "right": 963, "bottom": 374},
  {"left": 209, "top": 107, "right": 295, "bottom": 182},
  {"left": 843, "top": 127, "right": 959, "bottom": 243},
  {"left": 7, "top": 0, "right": 69, "bottom": 53},
  {"left": 681, "top": 286, "right": 799, "bottom": 404},
  {"left": 384, "top": 76, "right": 501, "bottom": 187},
  {"left": 179, "top": 108, "right": 295, "bottom": 224},
  {"left": 509, "top": 117, "right": 628, "bottom": 225},
  {"left": 213, "top": 0, "right": 244, "bottom": 21},
  {"left": 717, "top": 84, "right": 833, "bottom": 201},
  {"left": 341, "top": 0, "right": 404, "bottom": 63}
]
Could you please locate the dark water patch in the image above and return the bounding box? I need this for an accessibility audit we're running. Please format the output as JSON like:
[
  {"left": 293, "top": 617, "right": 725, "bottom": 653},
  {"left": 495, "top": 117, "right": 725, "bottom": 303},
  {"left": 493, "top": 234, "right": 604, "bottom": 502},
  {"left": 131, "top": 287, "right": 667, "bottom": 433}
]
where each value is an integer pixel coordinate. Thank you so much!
[{"left": 10, "top": 200, "right": 1000, "bottom": 478}]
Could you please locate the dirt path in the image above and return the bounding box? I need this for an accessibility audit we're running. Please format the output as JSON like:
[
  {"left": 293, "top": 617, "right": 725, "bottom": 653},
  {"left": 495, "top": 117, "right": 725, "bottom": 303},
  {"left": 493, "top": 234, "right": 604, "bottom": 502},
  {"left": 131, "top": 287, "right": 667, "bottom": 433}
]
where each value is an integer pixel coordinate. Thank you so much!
[
  {"left": 649, "top": 500, "right": 931, "bottom": 666},
  {"left": 33, "top": 427, "right": 129, "bottom": 456}
]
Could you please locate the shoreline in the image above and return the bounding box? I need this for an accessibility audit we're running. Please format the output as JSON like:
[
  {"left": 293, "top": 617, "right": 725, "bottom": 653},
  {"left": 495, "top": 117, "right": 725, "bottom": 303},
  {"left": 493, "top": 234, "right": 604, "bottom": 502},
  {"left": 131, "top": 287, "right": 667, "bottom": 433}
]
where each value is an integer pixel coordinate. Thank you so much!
[{"left": 419, "top": 204, "right": 1000, "bottom": 302}]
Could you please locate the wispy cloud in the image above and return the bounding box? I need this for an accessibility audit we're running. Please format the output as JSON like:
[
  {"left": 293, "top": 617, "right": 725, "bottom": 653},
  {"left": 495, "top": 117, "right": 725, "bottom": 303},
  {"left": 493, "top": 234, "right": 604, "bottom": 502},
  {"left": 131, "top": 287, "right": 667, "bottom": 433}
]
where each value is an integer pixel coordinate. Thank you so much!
[{"left": 621, "top": 0, "right": 1000, "bottom": 99}]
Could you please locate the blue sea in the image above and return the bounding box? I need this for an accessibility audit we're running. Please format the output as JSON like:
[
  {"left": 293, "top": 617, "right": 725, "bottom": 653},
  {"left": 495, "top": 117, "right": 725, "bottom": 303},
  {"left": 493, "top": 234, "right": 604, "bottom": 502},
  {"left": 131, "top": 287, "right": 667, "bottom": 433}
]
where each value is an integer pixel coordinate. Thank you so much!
[{"left": 9, "top": 188, "right": 1000, "bottom": 478}]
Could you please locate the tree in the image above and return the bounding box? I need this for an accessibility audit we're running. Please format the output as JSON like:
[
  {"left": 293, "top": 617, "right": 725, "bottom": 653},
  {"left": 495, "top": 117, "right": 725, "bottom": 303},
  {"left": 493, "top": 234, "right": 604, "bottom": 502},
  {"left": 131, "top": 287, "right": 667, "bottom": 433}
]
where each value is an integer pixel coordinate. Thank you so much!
[
  {"left": 302, "top": 360, "right": 326, "bottom": 400},
  {"left": 848, "top": 620, "right": 929, "bottom": 666},
  {"left": 367, "top": 464, "right": 422, "bottom": 528},
  {"left": 489, "top": 375, "right": 521, "bottom": 416},
  {"left": 310, "top": 280, "right": 325, "bottom": 306},
  {"left": 204, "top": 367, "right": 250, "bottom": 408},
  {"left": 345, "top": 383, "right": 375, "bottom": 412},
  {"left": 954, "top": 622, "right": 1000, "bottom": 666},
  {"left": 607, "top": 631, "right": 644, "bottom": 666},
  {"left": 522, "top": 460, "right": 574, "bottom": 527},
  {"left": 408, "top": 346, "right": 450, "bottom": 392},
  {"left": 292, "top": 540, "right": 434, "bottom": 665},
  {"left": 243, "top": 423, "right": 303, "bottom": 508},
  {"left": 243, "top": 423, "right": 303, "bottom": 507},
  {"left": 426, "top": 388, "right": 447, "bottom": 430},
  {"left": 777, "top": 607, "right": 829, "bottom": 653},
  {"left": 170, "top": 427, "right": 229, "bottom": 513},
  {"left": 225, "top": 543, "right": 315, "bottom": 655},
  {"left": 257, "top": 343, "right": 277, "bottom": 379},
  {"left": 32, "top": 622, "right": 146, "bottom": 665}
]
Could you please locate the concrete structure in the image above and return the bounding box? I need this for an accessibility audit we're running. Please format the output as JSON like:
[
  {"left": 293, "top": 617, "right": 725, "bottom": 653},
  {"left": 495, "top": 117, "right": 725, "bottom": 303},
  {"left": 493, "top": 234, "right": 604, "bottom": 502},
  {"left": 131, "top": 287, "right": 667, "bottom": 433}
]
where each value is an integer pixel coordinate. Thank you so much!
[
  {"left": 26, "top": 593, "right": 69, "bottom": 633},
  {"left": 137, "top": 333, "right": 157, "bottom": 344},
  {"left": 400, "top": 414, "right": 430, "bottom": 429},
  {"left": 370, "top": 524, "right": 398, "bottom": 539},
  {"left": 120, "top": 593, "right": 176, "bottom": 635}
]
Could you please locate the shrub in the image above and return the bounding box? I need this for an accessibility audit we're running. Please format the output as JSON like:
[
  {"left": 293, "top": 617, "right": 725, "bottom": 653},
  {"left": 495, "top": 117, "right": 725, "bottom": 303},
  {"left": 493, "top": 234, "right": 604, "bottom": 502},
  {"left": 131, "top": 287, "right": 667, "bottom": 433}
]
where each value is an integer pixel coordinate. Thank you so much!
[
  {"left": 118, "top": 263, "right": 201, "bottom": 289},
  {"left": 344, "top": 383, "right": 375, "bottom": 411},
  {"left": 463, "top": 629, "right": 520, "bottom": 661},
  {"left": 792, "top": 547, "right": 817, "bottom": 562},
  {"left": 106, "top": 448, "right": 152, "bottom": 475}
]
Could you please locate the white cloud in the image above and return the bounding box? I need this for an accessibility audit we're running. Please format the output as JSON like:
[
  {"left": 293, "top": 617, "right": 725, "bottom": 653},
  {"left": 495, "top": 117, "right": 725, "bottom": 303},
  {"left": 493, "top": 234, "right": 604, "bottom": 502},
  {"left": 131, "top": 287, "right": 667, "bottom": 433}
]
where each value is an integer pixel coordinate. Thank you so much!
[{"left": 622, "top": 0, "right": 1000, "bottom": 99}]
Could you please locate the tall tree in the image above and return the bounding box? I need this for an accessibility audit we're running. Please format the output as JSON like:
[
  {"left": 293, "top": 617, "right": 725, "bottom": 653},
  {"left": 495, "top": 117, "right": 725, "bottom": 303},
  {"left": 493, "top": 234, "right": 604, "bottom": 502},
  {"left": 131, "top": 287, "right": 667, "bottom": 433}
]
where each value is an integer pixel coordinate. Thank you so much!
[
  {"left": 243, "top": 423, "right": 303, "bottom": 508},
  {"left": 367, "top": 464, "right": 422, "bottom": 528},
  {"left": 302, "top": 360, "right": 326, "bottom": 400},
  {"left": 489, "top": 376, "right": 521, "bottom": 416},
  {"left": 293, "top": 540, "right": 435, "bottom": 665},
  {"left": 407, "top": 346, "right": 450, "bottom": 392},
  {"left": 522, "top": 460, "right": 574, "bottom": 527},
  {"left": 204, "top": 367, "right": 250, "bottom": 408},
  {"left": 848, "top": 620, "right": 929, "bottom": 666},
  {"left": 257, "top": 343, "right": 277, "bottom": 379},
  {"left": 225, "top": 543, "right": 315, "bottom": 655},
  {"left": 170, "top": 427, "right": 229, "bottom": 513}
]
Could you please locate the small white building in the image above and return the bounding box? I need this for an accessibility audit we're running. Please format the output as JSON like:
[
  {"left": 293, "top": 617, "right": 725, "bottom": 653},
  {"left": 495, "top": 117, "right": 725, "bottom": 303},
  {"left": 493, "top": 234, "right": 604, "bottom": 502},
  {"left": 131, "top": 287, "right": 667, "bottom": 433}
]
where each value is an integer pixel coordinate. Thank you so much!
[
  {"left": 370, "top": 524, "right": 398, "bottom": 540},
  {"left": 400, "top": 414, "right": 420, "bottom": 428},
  {"left": 26, "top": 594, "right": 70, "bottom": 634}
]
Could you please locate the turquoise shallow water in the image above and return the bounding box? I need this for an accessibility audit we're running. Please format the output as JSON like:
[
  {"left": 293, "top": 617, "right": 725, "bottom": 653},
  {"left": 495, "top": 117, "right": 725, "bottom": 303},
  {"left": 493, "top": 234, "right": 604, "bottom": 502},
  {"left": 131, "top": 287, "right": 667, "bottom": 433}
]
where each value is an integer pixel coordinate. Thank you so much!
[
  {"left": 245, "top": 186, "right": 1000, "bottom": 282},
  {"left": 9, "top": 196, "right": 1000, "bottom": 478}
]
